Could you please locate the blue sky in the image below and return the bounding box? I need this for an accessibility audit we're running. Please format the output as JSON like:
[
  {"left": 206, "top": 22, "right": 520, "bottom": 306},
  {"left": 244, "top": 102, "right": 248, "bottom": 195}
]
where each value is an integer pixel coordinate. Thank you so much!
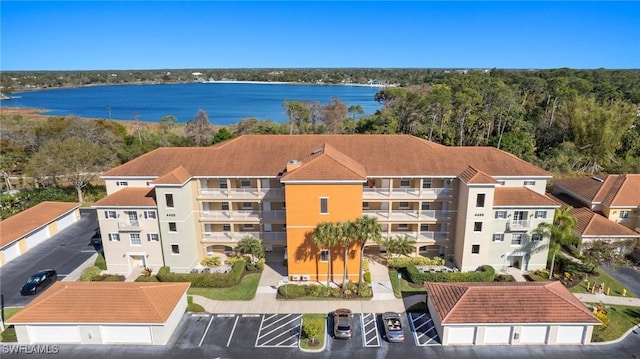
[{"left": 1, "top": 1, "right": 638, "bottom": 70}]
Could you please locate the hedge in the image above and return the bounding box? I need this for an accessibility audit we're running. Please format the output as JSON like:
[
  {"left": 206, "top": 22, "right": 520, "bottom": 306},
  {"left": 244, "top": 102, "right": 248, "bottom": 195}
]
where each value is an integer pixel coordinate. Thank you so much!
[
  {"left": 95, "top": 253, "right": 107, "bottom": 270},
  {"left": 156, "top": 260, "right": 245, "bottom": 288},
  {"left": 387, "top": 256, "right": 445, "bottom": 268},
  {"left": 403, "top": 264, "right": 495, "bottom": 284}
]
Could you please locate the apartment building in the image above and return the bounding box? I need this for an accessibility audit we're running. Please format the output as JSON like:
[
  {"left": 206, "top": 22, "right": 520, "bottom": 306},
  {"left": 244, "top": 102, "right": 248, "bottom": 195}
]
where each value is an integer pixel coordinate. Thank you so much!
[{"left": 94, "top": 135, "right": 558, "bottom": 279}]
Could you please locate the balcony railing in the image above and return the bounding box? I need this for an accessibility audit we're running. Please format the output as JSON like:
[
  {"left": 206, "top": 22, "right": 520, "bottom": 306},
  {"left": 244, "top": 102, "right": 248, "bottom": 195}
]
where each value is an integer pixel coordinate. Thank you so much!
[
  {"left": 117, "top": 220, "right": 141, "bottom": 230},
  {"left": 363, "top": 187, "right": 450, "bottom": 199},
  {"left": 198, "top": 188, "right": 284, "bottom": 199},
  {"left": 262, "top": 232, "right": 287, "bottom": 241},
  {"left": 200, "top": 210, "right": 285, "bottom": 221},
  {"left": 202, "top": 231, "right": 286, "bottom": 242},
  {"left": 363, "top": 209, "right": 448, "bottom": 221},
  {"left": 507, "top": 220, "right": 531, "bottom": 231}
]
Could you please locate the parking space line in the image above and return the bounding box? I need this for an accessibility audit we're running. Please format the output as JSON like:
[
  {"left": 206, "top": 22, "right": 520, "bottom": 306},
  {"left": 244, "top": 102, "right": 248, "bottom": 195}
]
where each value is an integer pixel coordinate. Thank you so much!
[
  {"left": 260, "top": 313, "right": 298, "bottom": 330},
  {"left": 255, "top": 314, "right": 302, "bottom": 348},
  {"left": 198, "top": 315, "right": 214, "bottom": 347},
  {"left": 226, "top": 316, "right": 239, "bottom": 347},
  {"left": 409, "top": 312, "right": 441, "bottom": 346},
  {"left": 361, "top": 313, "right": 380, "bottom": 347}
]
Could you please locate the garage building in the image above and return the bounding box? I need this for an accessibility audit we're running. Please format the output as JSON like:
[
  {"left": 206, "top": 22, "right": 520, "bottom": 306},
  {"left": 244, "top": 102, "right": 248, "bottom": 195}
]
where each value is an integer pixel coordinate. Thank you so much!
[
  {"left": 7, "top": 281, "right": 190, "bottom": 345},
  {"left": 0, "top": 201, "right": 80, "bottom": 267},
  {"left": 425, "top": 281, "right": 601, "bottom": 345}
]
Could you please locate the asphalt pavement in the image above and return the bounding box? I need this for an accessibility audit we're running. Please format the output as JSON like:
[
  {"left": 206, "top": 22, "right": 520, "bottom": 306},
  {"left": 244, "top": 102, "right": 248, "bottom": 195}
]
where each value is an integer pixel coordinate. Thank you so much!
[{"left": 0, "top": 208, "right": 100, "bottom": 307}]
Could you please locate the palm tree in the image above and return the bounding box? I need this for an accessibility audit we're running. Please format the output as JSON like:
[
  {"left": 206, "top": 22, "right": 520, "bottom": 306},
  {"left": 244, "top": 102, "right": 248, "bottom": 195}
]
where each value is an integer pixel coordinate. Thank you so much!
[
  {"left": 312, "top": 222, "right": 338, "bottom": 287},
  {"left": 354, "top": 216, "right": 382, "bottom": 291},
  {"left": 337, "top": 221, "right": 356, "bottom": 289},
  {"left": 533, "top": 206, "right": 578, "bottom": 279},
  {"left": 385, "top": 234, "right": 417, "bottom": 259},
  {"left": 236, "top": 235, "right": 264, "bottom": 264}
]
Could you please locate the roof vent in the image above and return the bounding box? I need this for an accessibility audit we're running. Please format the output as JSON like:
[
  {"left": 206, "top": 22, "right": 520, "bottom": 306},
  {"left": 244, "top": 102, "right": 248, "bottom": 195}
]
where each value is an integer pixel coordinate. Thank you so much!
[
  {"left": 591, "top": 176, "right": 604, "bottom": 183},
  {"left": 311, "top": 147, "right": 322, "bottom": 155},
  {"left": 286, "top": 160, "right": 301, "bottom": 172}
]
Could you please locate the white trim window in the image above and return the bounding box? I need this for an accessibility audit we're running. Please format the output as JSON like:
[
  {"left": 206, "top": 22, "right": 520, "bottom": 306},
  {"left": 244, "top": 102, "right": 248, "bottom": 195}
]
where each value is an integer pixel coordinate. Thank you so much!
[
  {"left": 165, "top": 193, "right": 174, "bottom": 208},
  {"left": 619, "top": 210, "right": 630, "bottom": 220},
  {"left": 223, "top": 224, "right": 231, "bottom": 232},
  {"left": 400, "top": 179, "right": 411, "bottom": 188},
  {"left": 108, "top": 233, "right": 120, "bottom": 242},
  {"left": 147, "top": 233, "right": 159, "bottom": 242},
  {"left": 399, "top": 202, "right": 410, "bottom": 209},
  {"left": 534, "top": 210, "right": 547, "bottom": 219},
  {"left": 531, "top": 233, "right": 543, "bottom": 242},
  {"left": 105, "top": 210, "right": 116, "bottom": 219},
  {"left": 144, "top": 210, "right": 157, "bottom": 219},
  {"left": 320, "top": 249, "right": 329, "bottom": 262},
  {"left": 171, "top": 244, "right": 180, "bottom": 255},
  {"left": 221, "top": 202, "right": 230, "bottom": 210},
  {"left": 524, "top": 180, "right": 536, "bottom": 186},
  {"left": 243, "top": 224, "right": 254, "bottom": 230},
  {"left": 476, "top": 193, "right": 486, "bottom": 208},
  {"left": 242, "top": 202, "right": 252, "bottom": 209},
  {"left": 495, "top": 211, "right": 507, "bottom": 219},
  {"left": 130, "top": 233, "right": 141, "bottom": 246},
  {"left": 398, "top": 223, "right": 409, "bottom": 230},
  {"left": 241, "top": 179, "right": 251, "bottom": 188},
  {"left": 422, "top": 179, "right": 432, "bottom": 189},
  {"left": 511, "top": 233, "right": 524, "bottom": 245},
  {"left": 471, "top": 244, "right": 480, "bottom": 254},
  {"left": 168, "top": 222, "right": 177, "bottom": 232},
  {"left": 474, "top": 222, "right": 483, "bottom": 232},
  {"left": 493, "top": 233, "right": 504, "bottom": 242}
]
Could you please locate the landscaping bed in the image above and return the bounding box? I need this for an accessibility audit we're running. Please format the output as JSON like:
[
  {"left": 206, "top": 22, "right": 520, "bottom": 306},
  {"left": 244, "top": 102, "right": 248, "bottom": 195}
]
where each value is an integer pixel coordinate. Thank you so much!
[
  {"left": 587, "top": 303, "right": 640, "bottom": 342},
  {"left": 569, "top": 268, "right": 638, "bottom": 297},
  {"left": 300, "top": 313, "right": 326, "bottom": 350}
]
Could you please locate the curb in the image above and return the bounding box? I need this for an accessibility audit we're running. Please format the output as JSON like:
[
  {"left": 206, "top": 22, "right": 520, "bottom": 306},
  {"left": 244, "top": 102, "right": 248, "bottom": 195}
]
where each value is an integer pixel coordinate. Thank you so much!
[
  {"left": 589, "top": 323, "right": 640, "bottom": 346},
  {"left": 62, "top": 253, "right": 98, "bottom": 281}
]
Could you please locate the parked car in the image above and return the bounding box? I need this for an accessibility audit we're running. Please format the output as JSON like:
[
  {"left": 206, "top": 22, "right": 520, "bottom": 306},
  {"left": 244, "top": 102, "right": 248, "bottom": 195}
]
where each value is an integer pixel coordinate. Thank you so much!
[
  {"left": 382, "top": 312, "right": 405, "bottom": 342},
  {"left": 20, "top": 269, "right": 57, "bottom": 295},
  {"left": 333, "top": 308, "right": 353, "bottom": 339}
]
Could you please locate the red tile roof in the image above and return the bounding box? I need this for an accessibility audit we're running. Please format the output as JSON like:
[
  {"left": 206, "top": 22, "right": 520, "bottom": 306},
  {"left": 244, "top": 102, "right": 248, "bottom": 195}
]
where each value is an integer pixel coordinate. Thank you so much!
[
  {"left": 458, "top": 166, "right": 499, "bottom": 184},
  {"left": 425, "top": 282, "right": 600, "bottom": 325},
  {"left": 281, "top": 143, "right": 367, "bottom": 181},
  {"left": 494, "top": 188, "right": 561, "bottom": 207},
  {"left": 571, "top": 207, "right": 640, "bottom": 238},
  {"left": 0, "top": 201, "right": 80, "bottom": 248},
  {"left": 7, "top": 282, "right": 190, "bottom": 324},
  {"left": 152, "top": 165, "right": 192, "bottom": 185},
  {"left": 555, "top": 174, "right": 640, "bottom": 207},
  {"left": 102, "top": 135, "right": 551, "bottom": 179},
  {"left": 93, "top": 187, "right": 156, "bottom": 207}
]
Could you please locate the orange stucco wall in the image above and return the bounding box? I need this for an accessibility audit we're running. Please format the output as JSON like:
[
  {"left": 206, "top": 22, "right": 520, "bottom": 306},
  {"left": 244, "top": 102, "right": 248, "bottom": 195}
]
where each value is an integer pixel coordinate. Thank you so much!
[{"left": 285, "top": 183, "right": 363, "bottom": 282}]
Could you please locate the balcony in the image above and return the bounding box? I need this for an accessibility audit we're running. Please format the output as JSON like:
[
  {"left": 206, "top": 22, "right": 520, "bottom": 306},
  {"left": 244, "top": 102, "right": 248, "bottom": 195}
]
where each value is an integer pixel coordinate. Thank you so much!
[
  {"left": 507, "top": 220, "right": 531, "bottom": 231},
  {"left": 262, "top": 231, "right": 287, "bottom": 242},
  {"left": 117, "top": 220, "right": 141, "bottom": 230},
  {"left": 418, "top": 231, "right": 449, "bottom": 242},
  {"left": 198, "top": 188, "right": 284, "bottom": 200},
  {"left": 363, "top": 187, "right": 450, "bottom": 200},
  {"left": 363, "top": 209, "right": 448, "bottom": 222},
  {"left": 199, "top": 210, "right": 285, "bottom": 221},
  {"left": 202, "top": 231, "right": 286, "bottom": 242}
]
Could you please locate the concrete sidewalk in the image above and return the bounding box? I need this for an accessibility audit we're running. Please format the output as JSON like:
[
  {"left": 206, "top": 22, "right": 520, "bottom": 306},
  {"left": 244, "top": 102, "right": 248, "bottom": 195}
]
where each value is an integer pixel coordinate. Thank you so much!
[{"left": 573, "top": 293, "right": 640, "bottom": 306}]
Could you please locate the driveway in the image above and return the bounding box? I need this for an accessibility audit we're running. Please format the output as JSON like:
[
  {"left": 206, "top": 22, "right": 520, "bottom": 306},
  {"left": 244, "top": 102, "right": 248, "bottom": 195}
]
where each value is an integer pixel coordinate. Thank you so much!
[{"left": 0, "top": 208, "right": 100, "bottom": 307}]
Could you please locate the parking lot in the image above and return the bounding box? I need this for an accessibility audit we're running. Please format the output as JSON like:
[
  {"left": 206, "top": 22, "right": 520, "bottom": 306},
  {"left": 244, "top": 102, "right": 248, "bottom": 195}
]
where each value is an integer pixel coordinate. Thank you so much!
[{"left": 177, "top": 311, "right": 440, "bottom": 352}]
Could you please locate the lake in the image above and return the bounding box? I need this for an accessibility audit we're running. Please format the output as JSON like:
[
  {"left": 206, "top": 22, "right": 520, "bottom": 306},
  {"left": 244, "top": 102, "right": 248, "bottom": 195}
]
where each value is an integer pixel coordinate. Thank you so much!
[{"left": 8, "top": 82, "right": 383, "bottom": 125}]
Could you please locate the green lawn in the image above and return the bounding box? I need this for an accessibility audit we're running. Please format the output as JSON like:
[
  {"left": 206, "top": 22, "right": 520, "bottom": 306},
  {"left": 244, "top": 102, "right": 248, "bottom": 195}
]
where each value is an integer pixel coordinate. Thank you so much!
[
  {"left": 186, "top": 296, "right": 205, "bottom": 312},
  {"left": 569, "top": 268, "right": 638, "bottom": 298},
  {"left": 588, "top": 304, "right": 640, "bottom": 342},
  {"left": 389, "top": 269, "right": 426, "bottom": 298},
  {"left": 187, "top": 273, "right": 261, "bottom": 300},
  {"left": 299, "top": 313, "right": 326, "bottom": 350},
  {"left": 1, "top": 307, "right": 22, "bottom": 342}
]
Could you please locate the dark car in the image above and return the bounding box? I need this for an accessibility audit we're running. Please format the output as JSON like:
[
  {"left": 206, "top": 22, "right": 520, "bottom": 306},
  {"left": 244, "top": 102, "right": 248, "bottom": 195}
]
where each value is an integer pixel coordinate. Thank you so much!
[
  {"left": 333, "top": 308, "right": 353, "bottom": 339},
  {"left": 20, "top": 269, "right": 57, "bottom": 295},
  {"left": 382, "top": 312, "right": 405, "bottom": 342}
]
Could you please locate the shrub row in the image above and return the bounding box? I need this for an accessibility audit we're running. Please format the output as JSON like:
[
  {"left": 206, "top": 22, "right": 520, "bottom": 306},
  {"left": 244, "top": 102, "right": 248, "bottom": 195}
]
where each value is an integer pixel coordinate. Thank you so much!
[
  {"left": 403, "top": 264, "right": 495, "bottom": 284},
  {"left": 95, "top": 253, "right": 107, "bottom": 270},
  {"left": 387, "top": 256, "right": 445, "bottom": 268},
  {"left": 156, "top": 260, "right": 245, "bottom": 287},
  {"left": 277, "top": 282, "right": 372, "bottom": 299}
]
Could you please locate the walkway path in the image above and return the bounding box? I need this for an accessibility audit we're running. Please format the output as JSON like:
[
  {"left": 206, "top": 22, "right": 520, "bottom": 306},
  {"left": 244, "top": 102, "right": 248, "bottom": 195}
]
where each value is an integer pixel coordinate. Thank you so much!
[{"left": 573, "top": 293, "right": 640, "bottom": 306}]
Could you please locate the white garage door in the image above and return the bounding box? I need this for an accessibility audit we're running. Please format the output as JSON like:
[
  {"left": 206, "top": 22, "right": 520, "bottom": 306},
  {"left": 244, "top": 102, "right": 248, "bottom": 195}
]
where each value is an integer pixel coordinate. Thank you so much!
[
  {"left": 56, "top": 212, "right": 77, "bottom": 231},
  {"left": 25, "top": 226, "right": 50, "bottom": 249},
  {"left": 28, "top": 325, "right": 81, "bottom": 344},
  {"left": 484, "top": 326, "right": 512, "bottom": 344},
  {"left": 448, "top": 326, "right": 476, "bottom": 344},
  {"left": 101, "top": 325, "right": 152, "bottom": 344},
  {"left": 556, "top": 326, "right": 584, "bottom": 344},
  {"left": 2, "top": 242, "right": 22, "bottom": 264},
  {"left": 520, "top": 326, "right": 548, "bottom": 344}
]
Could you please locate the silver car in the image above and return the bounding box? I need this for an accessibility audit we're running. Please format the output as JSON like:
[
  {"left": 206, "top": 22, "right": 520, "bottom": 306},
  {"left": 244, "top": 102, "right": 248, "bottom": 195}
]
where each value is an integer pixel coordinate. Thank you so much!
[
  {"left": 333, "top": 308, "right": 353, "bottom": 339},
  {"left": 382, "top": 312, "right": 405, "bottom": 342}
]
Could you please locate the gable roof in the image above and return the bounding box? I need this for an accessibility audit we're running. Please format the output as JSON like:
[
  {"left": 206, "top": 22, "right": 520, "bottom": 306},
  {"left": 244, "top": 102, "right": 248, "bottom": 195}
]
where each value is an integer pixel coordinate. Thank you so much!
[
  {"left": 7, "top": 282, "right": 190, "bottom": 325},
  {"left": 494, "top": 188, "right": 561, "bottom": 207},
  {"left": 92, "top": 187, "right": 157, "bottom": 207},
  {"left": 0, "top": 201, "right": 80, "bottom": 248},
  {"left": 101, "top": 135, "right": 551, "bottom": 179},
  {"left": 554, "top": 174, "right": 640, "bottom": 208},
  {"left": 571, "top": 207, "right": 640, "bottom": 238},
  {"left": 458, "top": 166, "right": 498, "bottom": 184},
  {"left": 152, "top": 165, "right": 192, "bottom": 185},
  {"left": 425, "top": 282, "right": 600, "bottom": 325},
  {"left": 281, "top": 143, "right": 367, "bottom": 182}
]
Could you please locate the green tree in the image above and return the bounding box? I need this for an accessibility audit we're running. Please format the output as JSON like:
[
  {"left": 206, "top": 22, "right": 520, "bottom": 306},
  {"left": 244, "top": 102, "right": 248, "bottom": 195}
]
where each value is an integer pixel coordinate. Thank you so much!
[
  {"left": 236, "top": 235, "right": 264, "bottom": 264},
  {"left": 384, "top": 234, "right": 416, "bottom": 259},
  {"left": 353, "top": 216, "right": 381, "bottom": 291},
  {"left": 581, "top": 239, "right": 636, "bottom": 271},
  {"left": 302, "top": 317, "right": 323, "bottom": 346},
  {"left": 284, "top": 100, "right": 312, "bottom": 134},
  {"left": 213, "top": 128, "right": 235, "bottom": 143},
  {"left": 312, "top": 222, "right": 338, "bottom": 287},
  {"left": 533, "top": 206, "right": 579, "bottom": 279},
  {"left": 337, "top": 221, "right": 356, "bottom": 289}
]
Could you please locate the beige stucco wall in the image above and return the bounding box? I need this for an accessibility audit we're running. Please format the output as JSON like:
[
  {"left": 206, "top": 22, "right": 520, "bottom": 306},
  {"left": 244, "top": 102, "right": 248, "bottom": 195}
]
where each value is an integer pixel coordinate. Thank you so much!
[
  {"left": 104, "top": 178, "right": 156, "bottom": 195},
  {"left": 151, "top": 293, "right": 188, "bottom": 345}
]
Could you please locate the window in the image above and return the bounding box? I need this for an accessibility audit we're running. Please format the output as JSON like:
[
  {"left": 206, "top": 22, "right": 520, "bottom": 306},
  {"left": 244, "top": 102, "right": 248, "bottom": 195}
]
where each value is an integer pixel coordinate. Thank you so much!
[
  {"left": 524, "top": 180, "right": 536, "bottom": 186},
  {"left": 221, "top": 202, "right": 229, "bottom": 210},
  {"left": 493, "top": 233, "right": 504, "bottom": 242},
  {"left": 511, "top": 233, "right": 523, "bottom": 245},
  {"left": 362, "top": 202, "right": 369, "bottom": 210},
  {"left": 531, "top": 233, "right": 543, "bottom": 242},
  {"left": 105, "top": 210, "right": 116, "bottom": 219},
  {"left": 398, "top": 223, "right": 409, "bottom": 230},
  {"left": 243, "top": 224, "right": 254, "bottom": 230},
  {"left": 320, "top": 197, "right": 328, "bottom": 214},
  {"left": 534, "top": 210, "right": 547, "bottom": 219},
  {"left": 171, "top": 244, "right": 180, "bottom": 254},
  {"left": 495, "top": 211, "right": 507, "bottom": 219},
  {"left": 165, "top": 193, "right": 174, "bottom": 208},
  {"left": 422, "top": 202, "right": 431, "bottom": 210},
  {"left": 144, "top": 210, "right": 156, "bottom": 219},
  {"left": 320, "top": 249, "right": 329, "bottom": 262},
  {"left": 130, "top": 233, "right": 141, "bottom": 246},
  {"left": 241, "top": 179, "right": 251, "bottom": 188},
  {"left": 474, "top": 222, "right": 483, "bottom": 232},
  {"left": 116, "top": 181, "right": 128, "bottom": 187},
  {"left": 619, "top": 210, "right": 630, "bottom": 219},
  {"left": 219, "top": 179, "right": 228, "bottom": 189},
  {"left": 420, "top": 224, "right": 429, "bottom": 232},
  {"left": 399, "top": 202, "right": 410, "bottom": 209},
  {"left": 471, "top": 244, "right": 480, "bottom": 254},
  {"left": 223, "top": 224, "right": 231, "bottom": 231},
  {"left": 168, "top": 222, "right": 177, "bottom": 232},
  {"left": 513, "top": 211, "right": 527, "bottom": 220},
  {"left": 147, "top": 233, "right": 159, "bottom": 242},
  {"left": 476, "top": 193, "right": 486, "bottom": 208},
  {"left": 400, "top": 179, "right": 410, "bottom": 187},
  {"left": 108, "top": 233, "right": 120, "bottom": 242},
  {"left": 242, "top": 202, "right": 252, "bottom": 209},
  {"left": 422, "top": 179, "right": 432, "bottom": 189}
]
